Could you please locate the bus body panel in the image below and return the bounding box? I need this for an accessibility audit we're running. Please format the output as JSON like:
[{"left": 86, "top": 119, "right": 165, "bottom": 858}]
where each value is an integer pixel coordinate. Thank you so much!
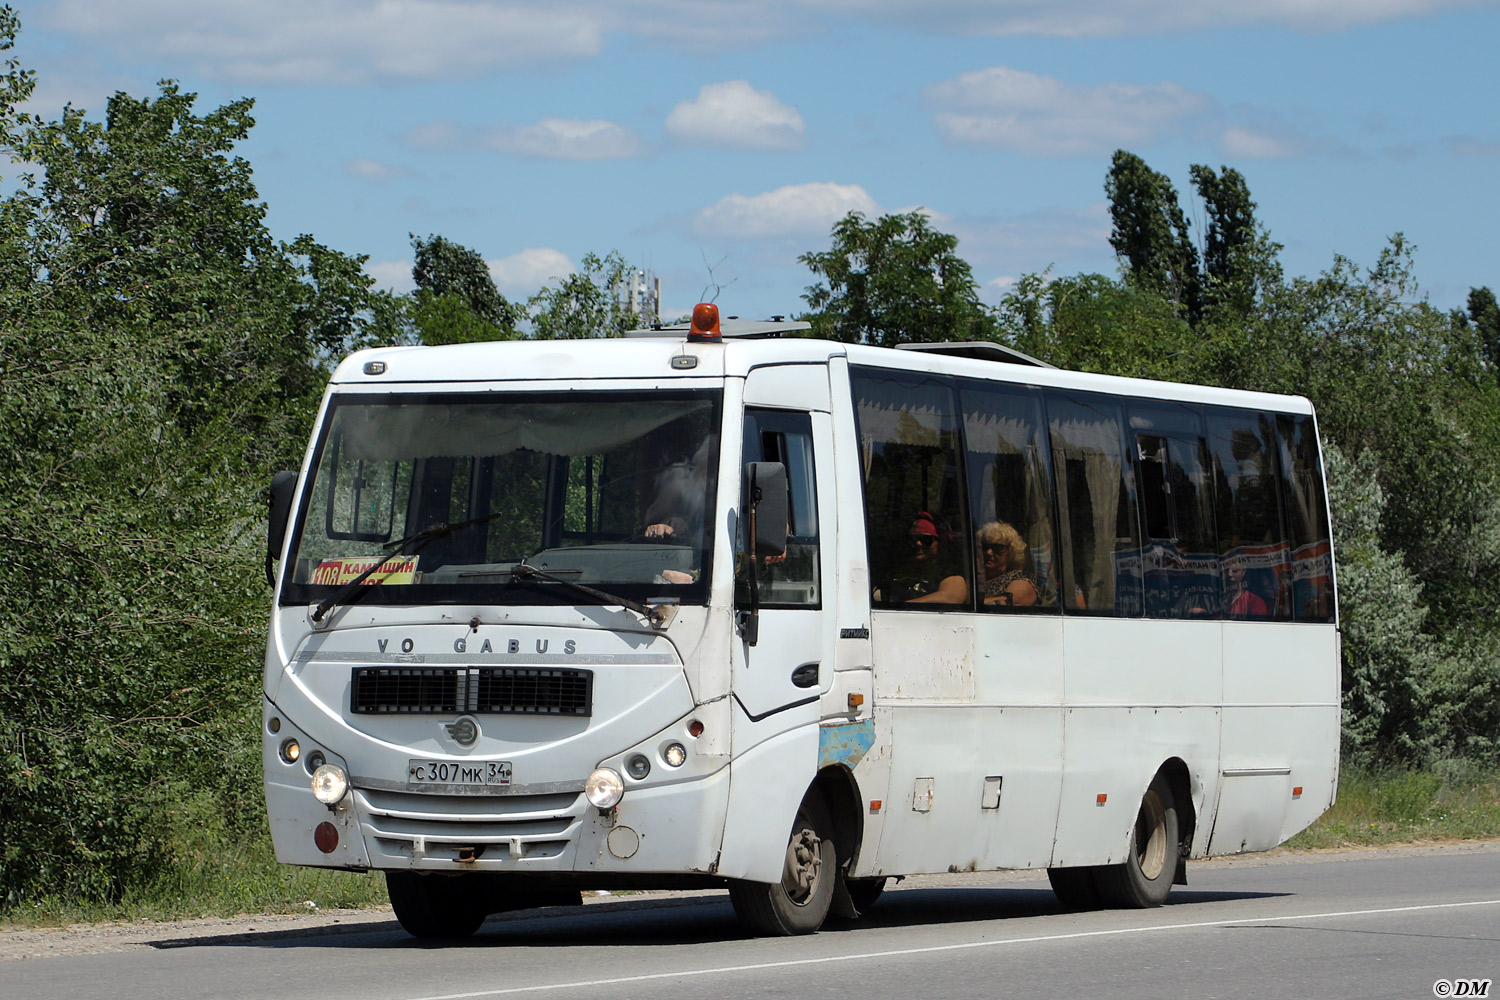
[{"left": 716, "top": 719, "right": 820, "bottom": 882}]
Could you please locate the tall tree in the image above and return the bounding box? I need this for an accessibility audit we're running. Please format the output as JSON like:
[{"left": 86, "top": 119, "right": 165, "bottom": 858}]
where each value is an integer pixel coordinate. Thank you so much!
[
  {"left": 1467, "top": 286, "right": 1500, "bottom": 376},
  {"left": 1189, "top": 163, "right": 1280, "bottom": 318},
  {"left": 1106, "top": 151, "right": 1202, "bottom": 322},
  {"left": 799, "top": 210, "right": 993, "bottom": 348},
  {"left": 409, "top": 234, "right": 519, "bottom": 344}
]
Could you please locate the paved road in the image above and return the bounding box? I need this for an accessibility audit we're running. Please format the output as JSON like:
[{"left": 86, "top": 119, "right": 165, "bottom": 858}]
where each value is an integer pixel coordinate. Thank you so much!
[{"left": 6, "top": 844, "right": 1498, "bottom": 1000}]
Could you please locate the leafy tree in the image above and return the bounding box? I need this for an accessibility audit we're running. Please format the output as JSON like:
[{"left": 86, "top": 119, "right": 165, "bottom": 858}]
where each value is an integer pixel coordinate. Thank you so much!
[
  {"left": 0, "top": 31, "right": 392, "bottom": 902},
  {"left": 409, "top": 234, "right": 519, "bottom": 343},
  {"left": 799, "top": 211, "right": 994, "bottom": 348},
  {"left": 1467, "top": 286, "right": 1500, "bottom": 376},
  {"left": 1189, "top": 164, "right": 1281, "bottom": 320},
  {"left": 995, "top": 271, "right": 1194, "bottom": 380},
  {"left": 527, "top": 250, "right": 639, "bottom": 339},
  {"left": 1106, "top": 151, "right": 1202, "bottom": 322}
]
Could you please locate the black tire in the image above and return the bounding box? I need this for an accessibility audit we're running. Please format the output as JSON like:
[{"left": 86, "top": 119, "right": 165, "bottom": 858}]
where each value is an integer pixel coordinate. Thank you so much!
[
  {"left": 728, "top": 794, "right": 837, "bottom": 936},
  {"left": 1094, "top": 773, "right": 1179, "bottom": 908},
  {"left": 1046, "top": 865, "right": 1103, "bottom": 909},
  {"left": 843, "top": 876, "right": 887, "bottom": 914},
  {"left": 386, "top": 872, "right": 488, "bottom": 940}
]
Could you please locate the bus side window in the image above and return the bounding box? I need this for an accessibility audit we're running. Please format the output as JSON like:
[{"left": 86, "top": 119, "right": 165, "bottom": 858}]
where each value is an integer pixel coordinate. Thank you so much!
[
  {"left": 1207, "top": 407, "right": 1291, "bottom": 620},
  {"left": 958, "top": 378, "right": 1058, "bottom": 613},
  {"left": 852, "top": 368, "right": 972, "bottom": 609},
  {"left": 1278, "top": 413, "right": 1335, "bottom": 623},
  {"left": 1045, "top": 390, "right": 1143, "bottom": 617},
  {"left": 1129, "top": 402, "right": 1220, "bottom": 619}
]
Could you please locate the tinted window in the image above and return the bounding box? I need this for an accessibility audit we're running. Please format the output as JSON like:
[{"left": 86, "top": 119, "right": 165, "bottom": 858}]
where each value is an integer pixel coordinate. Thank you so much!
[
  {"left": 1129, "top": 402, "right": 1220, "bottom": 618},
  {"left": 958, "top": 379, "right": 1058, "bottom": 613},
  {"left": 1046, "top": 390, "right": 1142, "bottom": 617},
  {"left": 852, "top": 367, "right": 972, "bottom": 609},
  {"left": 1207, "top": 408, "right": 1291, "bottom": 620},
  {"left": 1278, "top": 413, "right": 1335, "bottom": 623}
]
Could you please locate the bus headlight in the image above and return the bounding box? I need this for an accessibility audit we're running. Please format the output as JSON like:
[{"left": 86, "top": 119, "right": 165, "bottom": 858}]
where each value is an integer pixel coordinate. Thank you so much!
[
  {"left": 585, "top": 768, "right": 624, "bottom": 810},
  {"left": 311, "top": 763, "right": 349, "bottom": 806}
]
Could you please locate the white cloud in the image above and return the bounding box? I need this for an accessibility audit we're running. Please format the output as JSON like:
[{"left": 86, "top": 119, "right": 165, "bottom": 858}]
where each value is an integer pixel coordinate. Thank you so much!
[
  {"left": 929, "top": 67, "right": 1212, "bottom": 156},
  {"left": 800, "top": 0, "right": 1492, "bottom": 37},
  {"left": 42, "top": 0, "right": 603, "bottom": 84},
  {"left": 666, "top": 81, "right": 805, "bottom": 151},
  {"left": 401, "top": 122, "right": 465, "bottom": 151},
  {"left": 365, "top": 259, "right": 416, "bottom": 293},
  {"left": 484, "top": 119, "right": 647, "bottom": 160},
  {"left": 488, "top": 248, "right": 576, "bottom": 298},
  {"left": 1219, "top": 125, "right": 1306, "bottom": 159},
  {"left": 344, "top": 158, "right": 413, "bottom": 181},
  {"left": 1449, "top": 136, "right": 1500, "bottom": 157},
  {"left": 694, "top": 182, "right": 881, "bottom": 238},
  {"left": 401, "top": 118, "right": 648, "bottom": 160}
]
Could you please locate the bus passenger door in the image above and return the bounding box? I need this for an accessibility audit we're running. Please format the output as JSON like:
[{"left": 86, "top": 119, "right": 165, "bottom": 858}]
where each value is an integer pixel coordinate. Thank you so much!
[{"left": 716, "top": 367, "right": 837, "bottom": 882}]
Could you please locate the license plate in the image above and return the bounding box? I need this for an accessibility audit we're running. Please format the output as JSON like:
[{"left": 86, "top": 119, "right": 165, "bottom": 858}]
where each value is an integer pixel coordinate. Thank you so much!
[{"left": 407, "top": 759, "right": 512, "bottom": 788}]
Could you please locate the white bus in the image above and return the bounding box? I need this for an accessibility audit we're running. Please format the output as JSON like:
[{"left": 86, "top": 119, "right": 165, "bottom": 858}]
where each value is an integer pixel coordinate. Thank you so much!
[{"left": 264, "top": 304, "right": 1339, "bottom": 939}]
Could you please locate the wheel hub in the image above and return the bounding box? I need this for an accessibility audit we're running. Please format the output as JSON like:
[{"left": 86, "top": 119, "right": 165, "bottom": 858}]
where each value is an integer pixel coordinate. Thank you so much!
[{"left": 781, "top": 827, "right": 822, "bottom": 903}]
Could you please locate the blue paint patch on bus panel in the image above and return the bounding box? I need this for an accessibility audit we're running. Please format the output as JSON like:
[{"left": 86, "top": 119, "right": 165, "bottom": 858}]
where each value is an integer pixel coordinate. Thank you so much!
[{"left": 819, "top": 719, "right": 875, "bottom": 770}]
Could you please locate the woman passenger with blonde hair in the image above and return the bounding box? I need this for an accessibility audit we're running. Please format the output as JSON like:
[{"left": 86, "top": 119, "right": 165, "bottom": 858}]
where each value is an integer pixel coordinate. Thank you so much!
[{"left": 976, "top": 521, "right": 1040, "bottom": 608}]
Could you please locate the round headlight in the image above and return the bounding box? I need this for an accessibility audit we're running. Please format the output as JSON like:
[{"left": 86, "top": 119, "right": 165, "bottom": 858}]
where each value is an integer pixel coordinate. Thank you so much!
[
  {"left": 585, "top": 768, "right": 625, "bottom": 809},
  {"left": 311, "top": 763, "right": 348, "bottom": 805},
  {"left": 279, "top": 738, "right": 301, "bottom": 764},
  {"left": 663, "top": 742, "right": 687, "bottom": 768},
  {"left": 305, "top": 749, "right": 326, "bottom": 775},
  {"left": 626, "top": 754, "right": 651, "bottom": 780}
]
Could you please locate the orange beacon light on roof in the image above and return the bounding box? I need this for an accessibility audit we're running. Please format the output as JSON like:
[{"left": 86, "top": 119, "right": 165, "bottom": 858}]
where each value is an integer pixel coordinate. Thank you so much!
[{"left": 687, "top": 302, "right": 721, "bottom": 342}]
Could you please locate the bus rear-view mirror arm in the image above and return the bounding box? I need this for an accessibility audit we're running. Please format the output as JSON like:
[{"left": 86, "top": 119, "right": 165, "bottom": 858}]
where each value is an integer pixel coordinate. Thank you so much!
[{"left": 738, "top": 461, "right": 788, "bottom": 647}]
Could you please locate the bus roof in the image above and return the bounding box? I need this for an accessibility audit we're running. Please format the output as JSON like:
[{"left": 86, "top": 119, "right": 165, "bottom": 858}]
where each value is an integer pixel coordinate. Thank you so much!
[{"left": 329, "top": 336, "right": 1314, "bottom": 415}]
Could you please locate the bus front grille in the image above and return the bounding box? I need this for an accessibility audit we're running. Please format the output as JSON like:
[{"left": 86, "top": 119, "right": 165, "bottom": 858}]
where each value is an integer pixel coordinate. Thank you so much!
[
  {"left": 350, "top": 666, "right": 593, "bottom": 716},
  {"left": 356, "top": 789, "right": 585, "bottom": 862}
]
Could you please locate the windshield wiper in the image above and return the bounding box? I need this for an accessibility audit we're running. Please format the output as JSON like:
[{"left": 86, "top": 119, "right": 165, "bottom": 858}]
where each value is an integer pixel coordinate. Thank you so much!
[
  {"left": 310, "top": 512, "right": 505, "bottom": 623},
  {"left": 508, "top": 561, "right": 667, "bottom": 629}
]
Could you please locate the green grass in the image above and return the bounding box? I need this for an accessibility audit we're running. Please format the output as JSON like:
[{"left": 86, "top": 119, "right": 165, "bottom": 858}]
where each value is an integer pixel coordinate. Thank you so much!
[
  {"left": 1286, "top": 762, "right": 1500, "bottom": 850},
  {"left": 5, "top": 765, "right": 1497, "bottom": 928},
  {"left": 1, "top": 790, "right": 388, "bottom": 929}
]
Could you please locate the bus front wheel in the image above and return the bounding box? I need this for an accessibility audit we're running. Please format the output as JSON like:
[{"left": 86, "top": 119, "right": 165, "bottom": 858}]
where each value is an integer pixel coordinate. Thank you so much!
[
  {"left": 1095, "top": 774, "right": 1179, "bottom": 908},
  {"left": 386, "top": 871, "right": 488, "bottom": 939},
  {"left": 729, "top": 794, "right": 837, "bottom": 935}
]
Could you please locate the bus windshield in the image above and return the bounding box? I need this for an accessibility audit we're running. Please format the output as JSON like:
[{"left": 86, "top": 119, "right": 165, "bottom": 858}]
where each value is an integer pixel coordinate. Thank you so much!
[{"left": 280, "top": 390, "right": 721, "bottom": 608}]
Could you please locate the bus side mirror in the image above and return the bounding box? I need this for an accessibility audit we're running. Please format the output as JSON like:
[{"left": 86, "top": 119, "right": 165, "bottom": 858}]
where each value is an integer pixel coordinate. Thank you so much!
[
  {"left": 267, "top": 470, "right": 298, "bottom": 586},
  {"left": 746, "top": 461, "right": 789, "bottom": 558}
]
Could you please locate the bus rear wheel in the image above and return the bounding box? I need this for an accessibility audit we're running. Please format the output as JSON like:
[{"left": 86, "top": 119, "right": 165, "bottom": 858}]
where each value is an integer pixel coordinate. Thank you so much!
[
  {"left": 1095, "top": 774, "right": 1179, "bottom": 908},
  {"left": 844, "top": 875, "right": 888, "bottom": 914},
  {"left": 1046, "top": 865, "right": 1103, "bottom": 909},
  {"left": 386, "top": 872, "right": 488, "bottom": 939},
  {"left": 729, "top": 794, "right": 837, "bottom": 935}
]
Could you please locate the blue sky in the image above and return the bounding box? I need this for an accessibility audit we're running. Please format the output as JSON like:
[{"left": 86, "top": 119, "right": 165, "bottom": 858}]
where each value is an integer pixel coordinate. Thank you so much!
[{"left": 7, "top": 0, "right": 1499, "bottom": 323}]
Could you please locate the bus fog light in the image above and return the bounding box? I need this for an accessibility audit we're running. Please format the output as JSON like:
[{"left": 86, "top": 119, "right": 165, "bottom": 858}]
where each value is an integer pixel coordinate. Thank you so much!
[
  {"left": 279, "top": 738, "right": 301, "bottom": 764},
  {"left": 312, "top": 763, "right": 348, "bottom": 805},
  {"left": 663, "top": 743, "right": 687, "bottom": 768},
  {"left": 626, "top": 754, "right": 650, "bottom": 780},
  {"left": 585, "top": 768, "right": 624, "bottom": 809}
]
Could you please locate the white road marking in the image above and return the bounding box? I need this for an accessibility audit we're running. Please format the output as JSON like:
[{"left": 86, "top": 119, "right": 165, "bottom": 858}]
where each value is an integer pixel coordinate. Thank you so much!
[{"left": 400, "top": 897, "right": 1500, "bottom": 1000}]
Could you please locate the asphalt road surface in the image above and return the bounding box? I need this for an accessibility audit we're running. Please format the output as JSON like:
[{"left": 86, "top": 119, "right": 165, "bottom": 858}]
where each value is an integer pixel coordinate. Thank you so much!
[{"left": 5, "top": 843, "right": 1497, "bottom": 1000}]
